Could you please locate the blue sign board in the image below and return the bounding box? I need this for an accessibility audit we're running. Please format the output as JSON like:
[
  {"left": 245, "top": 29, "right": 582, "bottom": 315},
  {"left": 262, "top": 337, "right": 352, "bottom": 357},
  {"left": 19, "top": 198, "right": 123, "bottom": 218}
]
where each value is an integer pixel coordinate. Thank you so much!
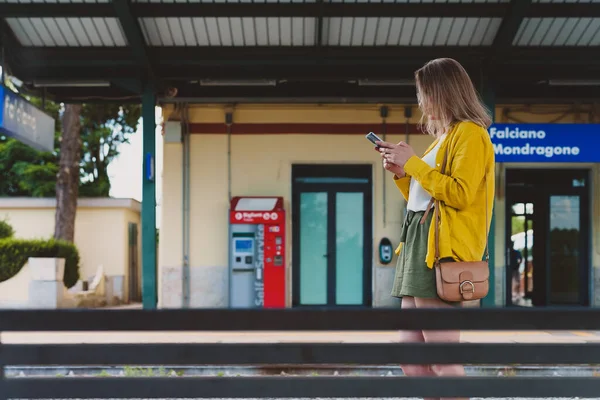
[
  {"left": 0, "top": 85, "right": 55, "bottom": 152},
  {"left": 145, "top": 152, "right": 155, "bottom": 182},
  {"left": 490, "top": 123, "right": 600, "bottom": 163}
]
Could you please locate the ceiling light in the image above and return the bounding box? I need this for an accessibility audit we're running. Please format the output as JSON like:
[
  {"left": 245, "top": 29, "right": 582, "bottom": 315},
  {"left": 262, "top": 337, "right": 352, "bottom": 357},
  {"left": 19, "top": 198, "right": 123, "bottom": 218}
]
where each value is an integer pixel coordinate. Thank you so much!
[
  {"left": 33, "top": 81, "right": 111, "bottom": 88},
  {"left": 358, "top": 79, "right": 415, "bottom": 87},
  {"left": 546, "top": 80, "right": 600, "bottom": 87},
  {"left": 199, "top": 79, "right": 277, "bottom": 87}
]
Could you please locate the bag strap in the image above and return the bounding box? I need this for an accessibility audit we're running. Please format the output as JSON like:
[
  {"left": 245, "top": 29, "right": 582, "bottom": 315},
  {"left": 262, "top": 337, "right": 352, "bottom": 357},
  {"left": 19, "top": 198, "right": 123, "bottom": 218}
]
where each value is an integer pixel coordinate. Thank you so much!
[
  {"left": 421, "top": 146, "right": 489, "bottom": 266},
  {"left": 432, "top": 149, "right": 448, "bottom": 266},
  {"left": 419, "top": 143, "right": 448, "bottom": 225}
]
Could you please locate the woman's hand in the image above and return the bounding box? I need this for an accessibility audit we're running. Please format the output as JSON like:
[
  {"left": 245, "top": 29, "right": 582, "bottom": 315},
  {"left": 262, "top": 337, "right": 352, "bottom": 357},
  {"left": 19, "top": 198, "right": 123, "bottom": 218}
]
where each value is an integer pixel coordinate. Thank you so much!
[
  {"left": 376, "top": 140, "right": 417, "bottom": 167},
  {"left": 383, "top": 158, "right": 405, "bottom": 178},
  {"left": 374, "top": 142, "right": 406, "bottom": 177}
]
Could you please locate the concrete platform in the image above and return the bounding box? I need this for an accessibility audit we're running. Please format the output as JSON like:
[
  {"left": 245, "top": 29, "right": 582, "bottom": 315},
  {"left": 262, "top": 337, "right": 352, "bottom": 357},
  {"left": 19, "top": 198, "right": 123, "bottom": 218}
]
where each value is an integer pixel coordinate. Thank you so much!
[{"left": 2, "top": 330, "right": 600, "bottom": 344}]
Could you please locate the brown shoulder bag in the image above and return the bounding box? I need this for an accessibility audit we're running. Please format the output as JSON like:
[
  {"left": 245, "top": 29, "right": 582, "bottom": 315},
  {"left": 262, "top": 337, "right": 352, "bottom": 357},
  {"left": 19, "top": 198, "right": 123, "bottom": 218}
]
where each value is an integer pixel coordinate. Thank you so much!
[{"left": 422, "top": 149, "right": 490, "bottom": 302}]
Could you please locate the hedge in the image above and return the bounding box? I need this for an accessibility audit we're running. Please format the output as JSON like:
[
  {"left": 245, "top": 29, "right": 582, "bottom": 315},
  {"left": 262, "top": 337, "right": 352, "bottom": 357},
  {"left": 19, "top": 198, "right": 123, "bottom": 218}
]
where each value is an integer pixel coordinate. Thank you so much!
[
  {"left": 0, "top": 220, "right": 14, "bottom": 239},
  {"left": 0, "top": 238, "right": 80, "bottom": 288}
]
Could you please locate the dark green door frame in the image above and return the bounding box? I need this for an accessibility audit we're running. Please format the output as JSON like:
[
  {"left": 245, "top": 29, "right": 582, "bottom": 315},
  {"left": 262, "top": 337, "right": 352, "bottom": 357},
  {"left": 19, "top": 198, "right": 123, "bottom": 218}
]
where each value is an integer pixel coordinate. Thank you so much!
[
  {"left": 481, "top": 76, "right": 496, "bottom": 308},
  {"left": 291, "top": 164, "right": 373, "bottom": 308},
  {"left": 505, "top": 169, "right": 591, "bottom": 307},
  {"left": 141, "top": 84, "right": 157, "bottom": 309}
]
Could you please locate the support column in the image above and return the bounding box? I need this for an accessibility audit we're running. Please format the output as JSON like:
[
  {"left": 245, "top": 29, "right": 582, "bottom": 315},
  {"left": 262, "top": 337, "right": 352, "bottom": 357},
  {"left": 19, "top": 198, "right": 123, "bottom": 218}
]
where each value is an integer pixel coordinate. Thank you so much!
[
  {"left": 142, "top": 85, "right": 157, "bottom": 309},
  {"left": 482, "top": 78, "right": 496, "bottom": 308}
]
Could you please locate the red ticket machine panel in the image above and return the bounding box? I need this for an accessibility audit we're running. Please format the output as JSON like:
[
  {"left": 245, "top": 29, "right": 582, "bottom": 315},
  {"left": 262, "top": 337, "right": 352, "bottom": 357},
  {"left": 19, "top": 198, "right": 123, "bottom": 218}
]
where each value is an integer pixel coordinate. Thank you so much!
[{"left": 229, "top": 197, "right": 286, "bottom": 308}]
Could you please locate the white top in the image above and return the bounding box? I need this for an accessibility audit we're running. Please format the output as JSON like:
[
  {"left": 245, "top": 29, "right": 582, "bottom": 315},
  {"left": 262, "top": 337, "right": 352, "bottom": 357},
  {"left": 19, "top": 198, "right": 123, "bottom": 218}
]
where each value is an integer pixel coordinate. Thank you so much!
[{"left": 406, "top": 134, "right": 447, "bottom": 212}]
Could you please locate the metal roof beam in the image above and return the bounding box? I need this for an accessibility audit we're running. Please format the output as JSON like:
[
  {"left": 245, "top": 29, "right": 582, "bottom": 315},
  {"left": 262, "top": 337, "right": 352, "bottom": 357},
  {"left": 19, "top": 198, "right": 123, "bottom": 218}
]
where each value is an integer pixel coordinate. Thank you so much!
[
  {"left": 22, "top": 85, "right": 143, "bottom": 103},
  {"left": 153, "top": 46, "right": 486, "bottom": 61},
  {"left": 14, "top": 46, "right": 599, "bottom": 69},
  {"left": 159, "top": 83, "right": 600, "bottom": 104},
  {"left": 16, "top": 66, "right": 145, "bottom": 81},
  {"left": 155, "top": 65, "right": 600, "bottom": 83},
  {"left": 0, "top": 2, "right": 598, "bottom": 18},
  {"left": 112, "top": 0, "right": 153, "bottom": 83},
  {"left": 14, "top": 46, "right": 486, "bottom": 66},
  {"left": 491, "top": 0, "right": 533, "bottom": 59},
  {"left": 17, "top": 48, "right": 133, "bottom": 67},
  {"left": 315, "top": 0, "right": 325, "bottom": 50},
  {"left": 529, "top": 3, "right": 600, "bottom": 18},
  {"left": 133, "top": 3, "right": 507, "bottom": 18},
  {"left": 14, "top": 61, "right": 600, "bottom": 84},
  {"left": 133, "top": 3, "right": 600, "bottom": 18},
  {"left": 37, "top": 81, "right": 600, "bottom": 105}
]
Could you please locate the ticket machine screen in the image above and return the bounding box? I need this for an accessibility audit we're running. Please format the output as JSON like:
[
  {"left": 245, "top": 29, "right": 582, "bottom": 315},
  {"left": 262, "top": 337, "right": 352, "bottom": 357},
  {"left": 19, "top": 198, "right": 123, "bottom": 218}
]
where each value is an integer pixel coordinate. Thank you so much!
[
  {"left": 235, "top": 238, "right": 254, "bottom": 253},
  {"left": 233, "top": 237, "right": 254, "bottom": 269}
]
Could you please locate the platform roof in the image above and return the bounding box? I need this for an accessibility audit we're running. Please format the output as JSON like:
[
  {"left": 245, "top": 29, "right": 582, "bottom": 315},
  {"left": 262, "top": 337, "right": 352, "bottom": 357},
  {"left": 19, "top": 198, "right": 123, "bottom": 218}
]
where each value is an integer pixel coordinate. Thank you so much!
[{"left": 0, "top": 0, "right": 599, "bottom": 104}]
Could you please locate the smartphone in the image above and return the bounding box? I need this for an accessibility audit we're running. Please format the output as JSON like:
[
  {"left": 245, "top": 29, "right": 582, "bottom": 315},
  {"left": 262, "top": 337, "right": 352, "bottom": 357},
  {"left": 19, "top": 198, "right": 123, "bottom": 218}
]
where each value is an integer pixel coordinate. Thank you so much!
[{"left": 365, "top": 131, "right": 383, "bottom": 146}]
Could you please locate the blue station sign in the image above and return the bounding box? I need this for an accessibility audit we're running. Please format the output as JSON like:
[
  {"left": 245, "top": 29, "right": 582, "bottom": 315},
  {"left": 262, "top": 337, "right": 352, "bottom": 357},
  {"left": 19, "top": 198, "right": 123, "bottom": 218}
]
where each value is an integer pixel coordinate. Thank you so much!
[
  {"left": 490, "top": 123, "right": 600, "bottom": 163},
  {"left": 0, "top": 85, "right": 55, "bottom": 152}
]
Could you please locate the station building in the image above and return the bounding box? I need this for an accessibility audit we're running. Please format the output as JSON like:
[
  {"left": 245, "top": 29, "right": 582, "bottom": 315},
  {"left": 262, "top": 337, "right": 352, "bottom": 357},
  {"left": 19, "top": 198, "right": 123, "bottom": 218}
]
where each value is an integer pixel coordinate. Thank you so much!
[
  {"left": 2, "top": 0, "right": 598, "bottom": 309},
  {"left": 158, "top": 103, "right": 600, "bottom": 309}
]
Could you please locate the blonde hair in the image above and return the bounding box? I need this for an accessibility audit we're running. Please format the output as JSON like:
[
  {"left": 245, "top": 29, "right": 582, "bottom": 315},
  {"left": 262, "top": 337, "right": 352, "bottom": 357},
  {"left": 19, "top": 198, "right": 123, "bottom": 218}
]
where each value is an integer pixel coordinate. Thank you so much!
[{"left": 415, "top": 58, "right": 492, "bottom": 137}]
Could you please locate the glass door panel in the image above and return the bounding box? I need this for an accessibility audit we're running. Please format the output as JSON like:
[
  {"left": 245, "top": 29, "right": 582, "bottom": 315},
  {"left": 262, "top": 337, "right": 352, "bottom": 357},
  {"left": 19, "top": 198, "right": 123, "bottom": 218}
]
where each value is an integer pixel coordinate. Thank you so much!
[
  {"left": 335, "top": 192, "right": 364, "bottom": 305},
  {"left": 509, "top": 202, "right": 534, "bottom": 307},
  {"left": 549, "top": 195, "right": 581, "bottom": 305},
  {"left": 299, "top": 192, "right": 328, "bottom": 305}
]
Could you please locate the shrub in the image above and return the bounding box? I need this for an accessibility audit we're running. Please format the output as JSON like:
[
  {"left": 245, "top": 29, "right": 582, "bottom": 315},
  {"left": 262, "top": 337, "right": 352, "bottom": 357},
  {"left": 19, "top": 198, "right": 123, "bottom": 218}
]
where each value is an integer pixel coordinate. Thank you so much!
[
  {"left": 0, "top": 219, "right": 15, "bottom": 239},
  {"left": 0, "top": 238, "right": 80, "bottom": 288}
]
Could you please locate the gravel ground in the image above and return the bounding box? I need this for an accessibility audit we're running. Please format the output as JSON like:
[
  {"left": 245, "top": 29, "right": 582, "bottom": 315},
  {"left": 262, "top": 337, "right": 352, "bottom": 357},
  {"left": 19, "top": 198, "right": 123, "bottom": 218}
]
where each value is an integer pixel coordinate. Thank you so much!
[{"left": 8, "top": 368, "right": 596, "bottom": 400}]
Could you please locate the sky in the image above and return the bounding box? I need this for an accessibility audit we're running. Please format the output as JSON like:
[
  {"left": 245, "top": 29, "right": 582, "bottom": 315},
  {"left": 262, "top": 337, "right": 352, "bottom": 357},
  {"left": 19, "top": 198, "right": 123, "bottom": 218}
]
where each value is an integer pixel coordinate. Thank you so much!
[{"left": 107, "top": 107, "right": 164, "bottom": 228}]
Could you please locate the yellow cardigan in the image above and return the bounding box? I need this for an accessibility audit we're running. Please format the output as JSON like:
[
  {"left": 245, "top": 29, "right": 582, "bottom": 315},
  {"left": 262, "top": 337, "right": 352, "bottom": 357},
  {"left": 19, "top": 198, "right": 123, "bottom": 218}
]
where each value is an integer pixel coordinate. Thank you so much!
[{"left": 393, "top": 121, "right": 495, "bottom": 268}]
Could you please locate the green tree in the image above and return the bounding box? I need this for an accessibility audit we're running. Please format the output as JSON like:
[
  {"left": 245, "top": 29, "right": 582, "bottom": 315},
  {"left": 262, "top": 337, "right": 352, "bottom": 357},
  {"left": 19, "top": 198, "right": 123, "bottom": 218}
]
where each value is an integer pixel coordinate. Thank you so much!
[
  {"left": 0, "top": 98, "right": 61, "bottom": 197},
  {"left": 79, "top": 104, "right": 141, "bottom": 197},
  {"left": 0, "top": 136, "right": 59, "bottom": 197},
  {"left": 0, "top": 92, "right": 140, "bottom": 198}
]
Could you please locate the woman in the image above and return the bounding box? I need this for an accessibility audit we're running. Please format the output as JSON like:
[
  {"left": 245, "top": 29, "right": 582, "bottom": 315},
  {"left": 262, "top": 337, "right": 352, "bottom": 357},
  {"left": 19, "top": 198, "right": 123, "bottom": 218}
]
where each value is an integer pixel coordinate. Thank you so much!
[{"left": 376, "top": 58, "right": 495, "bottom": 399}]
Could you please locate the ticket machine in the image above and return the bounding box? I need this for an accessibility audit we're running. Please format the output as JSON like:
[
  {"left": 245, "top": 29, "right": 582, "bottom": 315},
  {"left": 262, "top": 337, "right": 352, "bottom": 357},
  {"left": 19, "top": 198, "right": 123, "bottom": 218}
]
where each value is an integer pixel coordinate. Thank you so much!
[{"left": 229, "top": 196, "right": 286, "bottom": 308}]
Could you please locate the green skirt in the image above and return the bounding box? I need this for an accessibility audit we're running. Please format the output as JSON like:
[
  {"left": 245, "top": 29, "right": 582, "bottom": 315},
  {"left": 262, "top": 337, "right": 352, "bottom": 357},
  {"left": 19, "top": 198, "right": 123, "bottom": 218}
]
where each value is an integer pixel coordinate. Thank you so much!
[{"left": 391, "top": 210, "right": 460, "bottom": 306}]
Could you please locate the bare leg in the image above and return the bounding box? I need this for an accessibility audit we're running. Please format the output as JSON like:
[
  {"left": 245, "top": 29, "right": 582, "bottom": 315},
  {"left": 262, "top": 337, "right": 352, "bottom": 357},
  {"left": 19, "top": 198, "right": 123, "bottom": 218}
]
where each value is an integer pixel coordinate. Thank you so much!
[
  {"left": 399, "top": 296, "right": 439, "bottom": 400},
  {"left": 415, "top": 297, "right": 467, "bottom": 400}
]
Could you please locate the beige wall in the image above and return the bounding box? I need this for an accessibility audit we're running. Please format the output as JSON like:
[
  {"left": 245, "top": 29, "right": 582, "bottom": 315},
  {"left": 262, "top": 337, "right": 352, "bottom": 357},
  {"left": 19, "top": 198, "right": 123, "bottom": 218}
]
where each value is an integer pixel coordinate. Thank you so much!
[
  {"left": 0, "top": 198, "right": 141, "bottom": 302},
  {"left": 160, "top": 103, "right": 599, "bottom": 308},
  {"left": 160, "top": 104, "right": 437, "bottom": 307}
]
